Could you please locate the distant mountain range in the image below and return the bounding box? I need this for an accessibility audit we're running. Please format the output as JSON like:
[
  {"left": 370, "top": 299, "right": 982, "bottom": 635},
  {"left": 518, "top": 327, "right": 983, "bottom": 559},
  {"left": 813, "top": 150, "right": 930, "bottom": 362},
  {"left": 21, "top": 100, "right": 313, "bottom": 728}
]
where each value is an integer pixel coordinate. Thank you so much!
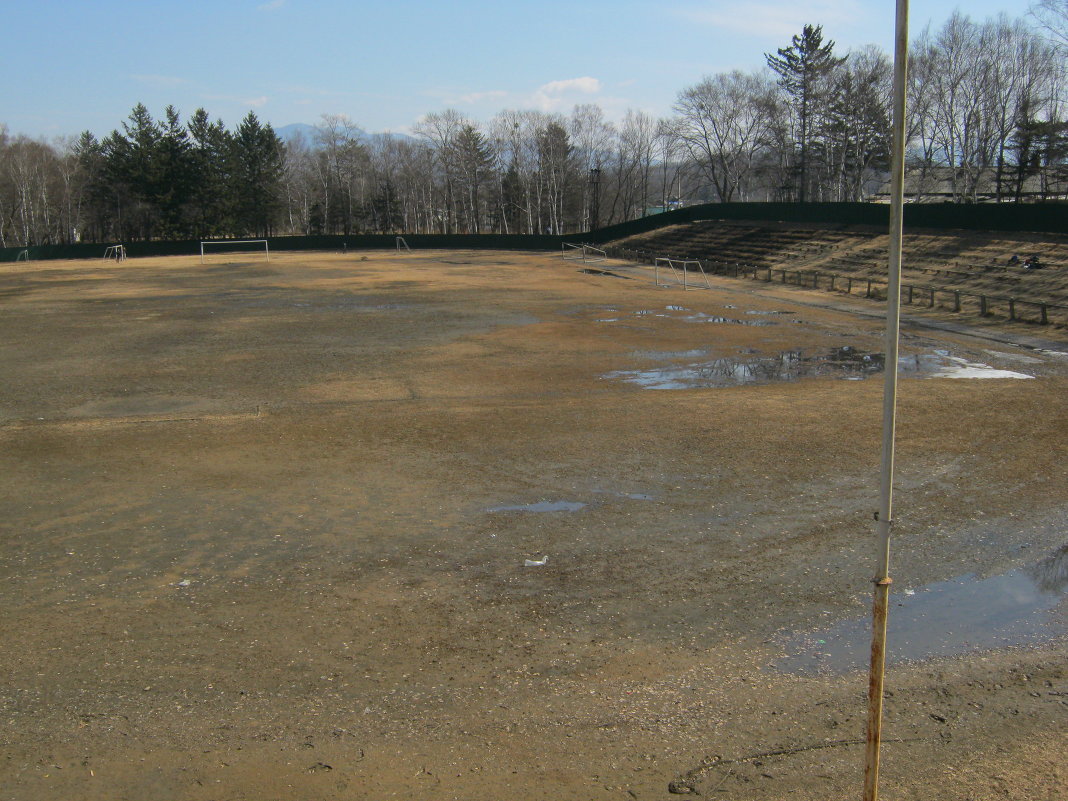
[{"left": 275, "top": 123, "right": 413, "bottom": 147}]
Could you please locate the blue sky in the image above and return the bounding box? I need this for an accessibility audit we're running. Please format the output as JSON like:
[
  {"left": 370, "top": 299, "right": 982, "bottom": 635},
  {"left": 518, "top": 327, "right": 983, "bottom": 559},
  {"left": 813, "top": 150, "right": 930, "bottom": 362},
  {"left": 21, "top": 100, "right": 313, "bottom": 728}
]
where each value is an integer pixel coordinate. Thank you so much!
[{"left": 2, "top": 0, "right": 1036, "bottom": 141}]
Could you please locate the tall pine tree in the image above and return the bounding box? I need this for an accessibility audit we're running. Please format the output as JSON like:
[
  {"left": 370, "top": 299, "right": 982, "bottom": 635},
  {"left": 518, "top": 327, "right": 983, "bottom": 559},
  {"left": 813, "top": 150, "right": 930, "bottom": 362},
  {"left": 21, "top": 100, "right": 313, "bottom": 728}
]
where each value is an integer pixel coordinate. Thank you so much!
[{"left": 765, "top": 25, "right": 845, "bottom": 202}]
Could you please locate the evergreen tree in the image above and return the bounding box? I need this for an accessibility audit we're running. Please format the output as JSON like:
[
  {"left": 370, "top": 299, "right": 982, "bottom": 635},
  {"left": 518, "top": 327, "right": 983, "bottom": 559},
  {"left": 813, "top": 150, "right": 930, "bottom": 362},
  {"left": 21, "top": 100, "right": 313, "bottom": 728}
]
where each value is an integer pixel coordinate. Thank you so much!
[
  {"left": 188, "top": 108, "right": 234, "bottom": 236},
  {"left": 155, "top": 105, "right": 195, "bottom": 237},
  {"left": 72, "top": 131, "right": 111, "bottom": 242},
  {"left": 454, "top": 124, "right": 493, "bottom": 232},
  {"left": 765, "top": 24, "right": 845, "bottom": 202},
  {"left": 231, "top": 112, "right": 284, "bottom": 237}
]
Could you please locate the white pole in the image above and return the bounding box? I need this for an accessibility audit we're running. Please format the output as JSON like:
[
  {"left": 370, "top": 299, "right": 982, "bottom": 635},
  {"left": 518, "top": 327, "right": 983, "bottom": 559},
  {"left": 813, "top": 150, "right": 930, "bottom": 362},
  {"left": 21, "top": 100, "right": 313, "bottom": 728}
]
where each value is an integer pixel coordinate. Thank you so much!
[
  {"left": 863, "top": 0, "right": 909, "bottom": 799},
  {"left": 200, "top": 242, "right": 205, "bottom": 265}
]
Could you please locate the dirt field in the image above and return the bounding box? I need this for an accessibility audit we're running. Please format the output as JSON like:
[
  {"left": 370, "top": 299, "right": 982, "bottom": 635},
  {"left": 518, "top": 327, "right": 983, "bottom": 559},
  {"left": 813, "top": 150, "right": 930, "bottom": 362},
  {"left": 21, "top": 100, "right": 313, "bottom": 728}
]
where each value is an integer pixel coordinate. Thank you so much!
[{"left": 2, "top": 249, "right": 1067, "bottom": 800}]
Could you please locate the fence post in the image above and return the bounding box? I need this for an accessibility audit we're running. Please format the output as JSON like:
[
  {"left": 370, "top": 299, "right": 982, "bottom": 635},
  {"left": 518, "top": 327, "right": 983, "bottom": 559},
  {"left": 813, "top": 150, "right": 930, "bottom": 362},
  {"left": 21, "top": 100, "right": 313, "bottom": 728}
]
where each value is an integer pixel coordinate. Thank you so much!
[
  {"left": 1009, "top": 298, "right": 1016, "bottom": 321},
  {"left": 929, "top": 288, "right": 935, "bottom": 308},
  {"left": 847, "top": 277, "right": 853, "bottom": 294},
  {"left": 907, "top": 285, "right": 913, "bottom": 304},
  {"left": 866, "top": 279, "right": 873, "bottom": 298},
  {"left": 1041, "top": 304, "right": 1048, "bottom": 325},
  {"left": 767, "top": 267, "right": 773, "bottom": 282},
  {"left": 830, "top": 275, "right": 837, "bottom": 292},
  {"left": 954, "top": 291, "right": 961, "bottom": 312},
  {"left": 980, "top": 296, "right": 988, "bottom": 316}
]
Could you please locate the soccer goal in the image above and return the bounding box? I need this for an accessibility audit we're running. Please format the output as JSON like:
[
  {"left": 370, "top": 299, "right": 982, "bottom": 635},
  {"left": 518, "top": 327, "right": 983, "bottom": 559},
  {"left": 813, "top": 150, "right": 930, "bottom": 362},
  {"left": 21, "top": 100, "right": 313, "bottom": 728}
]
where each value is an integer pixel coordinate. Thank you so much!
[
  {"left": 16, "top": 249, "right": 30, "bottom": 262},
  {"left": 561, "top": 242, "right": 606, "bottom": 263},
  {"left": 655, "top": 257, "right": 711, "bottom": 290},
  {"left": 396, "top": 236, "right": 411, "bottom": 251},
  {"left": 103, "top": 244, "right": 127, "bottom": 262},
  {"left": 200, "top": 239, "right": 270, "bottom": 264}
]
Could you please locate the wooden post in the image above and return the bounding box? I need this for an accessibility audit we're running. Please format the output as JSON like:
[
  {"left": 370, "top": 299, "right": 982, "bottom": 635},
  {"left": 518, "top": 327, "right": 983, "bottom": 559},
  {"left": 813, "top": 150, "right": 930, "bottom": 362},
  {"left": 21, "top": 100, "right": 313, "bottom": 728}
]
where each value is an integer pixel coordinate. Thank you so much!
[
  {"left": 1009, "top": 298, "right": 1016, "bottom": 321},
  {"left": 1041, "top": 304, "right": 1048, "bottom": 325},
  {"left": 954, "top": 291, "right": 961, "bottom": 312}
]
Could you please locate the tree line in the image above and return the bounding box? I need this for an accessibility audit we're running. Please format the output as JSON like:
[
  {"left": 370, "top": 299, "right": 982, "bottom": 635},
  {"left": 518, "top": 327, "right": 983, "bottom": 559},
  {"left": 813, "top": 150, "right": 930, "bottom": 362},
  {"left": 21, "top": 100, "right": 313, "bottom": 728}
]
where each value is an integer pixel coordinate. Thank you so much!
[{"left": 1, "top": 8, "right": 1065, "bottom": 248}]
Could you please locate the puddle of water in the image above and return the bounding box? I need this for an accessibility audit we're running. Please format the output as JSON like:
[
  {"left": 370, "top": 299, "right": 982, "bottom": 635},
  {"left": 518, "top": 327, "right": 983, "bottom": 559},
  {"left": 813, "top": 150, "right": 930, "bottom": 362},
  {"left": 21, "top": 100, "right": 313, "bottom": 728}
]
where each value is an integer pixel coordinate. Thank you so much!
[
  {"left": 775, "top": 545, "right": 1068, "bottom": 675},
  {"left": 684, "top": 313, "right": 776, "bottom": 326},
  {"left": 605, "top": 347, "right": 1033, "bottom": 389},
  {"left": 629, "top": 349, "right": 709, "bottom": 360},
  {"left": 919, "top": 352, "right": 1033, "bottom": 379},
  {"left": 486, "top": 501, "right": 586, "bottom": 513}
]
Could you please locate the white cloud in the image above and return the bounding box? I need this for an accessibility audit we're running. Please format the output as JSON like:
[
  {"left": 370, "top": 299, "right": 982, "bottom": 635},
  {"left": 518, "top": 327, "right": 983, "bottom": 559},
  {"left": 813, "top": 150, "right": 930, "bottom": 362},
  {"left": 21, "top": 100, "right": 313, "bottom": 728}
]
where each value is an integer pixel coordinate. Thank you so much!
[
  {"left": 677, "top": 0, "right": 864, "bottom": 40},
  {"left": 529, "top": 77, "right": 602, "bottom": 111},
  {"left": 258, "top": 0, "right": 286, "bottom": 10},
  {"left": 244, "top": 96, "right": 269, "bottom": 107}
]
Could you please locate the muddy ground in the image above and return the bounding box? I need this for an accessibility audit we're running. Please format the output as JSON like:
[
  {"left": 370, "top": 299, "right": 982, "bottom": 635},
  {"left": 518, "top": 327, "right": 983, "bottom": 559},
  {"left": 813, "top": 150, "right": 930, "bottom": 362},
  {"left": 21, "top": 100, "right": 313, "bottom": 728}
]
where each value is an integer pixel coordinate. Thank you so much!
[{"left": 2, "top": 249, "right": 1066, "bottom": 800}]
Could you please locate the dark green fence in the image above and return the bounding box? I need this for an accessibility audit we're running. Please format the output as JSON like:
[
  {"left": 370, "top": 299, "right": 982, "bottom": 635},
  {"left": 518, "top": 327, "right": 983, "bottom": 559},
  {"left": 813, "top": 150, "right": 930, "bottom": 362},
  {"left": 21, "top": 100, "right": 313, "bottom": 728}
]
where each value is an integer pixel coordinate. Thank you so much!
[
  {"left": 2, "top": 202, "right": 1064, "bottom": 263},
  {"left": 581, "top": 201, "right": 1068, "bottom": 243},
  {"left": 0, "top": 233, "right": 564, "bottom": 263}
]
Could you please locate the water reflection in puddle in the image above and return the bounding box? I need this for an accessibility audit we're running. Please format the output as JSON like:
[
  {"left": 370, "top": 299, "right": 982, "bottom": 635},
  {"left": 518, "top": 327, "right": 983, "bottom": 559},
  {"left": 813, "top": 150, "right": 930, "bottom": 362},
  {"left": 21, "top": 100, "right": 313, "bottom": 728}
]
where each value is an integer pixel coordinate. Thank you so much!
[
  {"left": 486, "top": 501, "right": 587, "bottom": 513},
  {"left": 606, "top": 347, "right": 1033, "bottom": 389},
  {"left": 775, "top": 544, "right": 1068, "bottom": 675}
]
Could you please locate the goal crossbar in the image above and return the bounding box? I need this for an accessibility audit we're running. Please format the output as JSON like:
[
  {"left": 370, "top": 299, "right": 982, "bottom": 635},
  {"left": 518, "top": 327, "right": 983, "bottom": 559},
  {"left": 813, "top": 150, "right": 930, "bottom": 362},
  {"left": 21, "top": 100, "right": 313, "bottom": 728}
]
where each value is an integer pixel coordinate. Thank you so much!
[
  {"left": 562, "top": 242, "right": 606, "bottom": 263},
  {"left": 200, "top": 239, "right": 270, "bottom": 264},
  {"left": 655, "top": 257, "right": 711, "bottom": 290}
]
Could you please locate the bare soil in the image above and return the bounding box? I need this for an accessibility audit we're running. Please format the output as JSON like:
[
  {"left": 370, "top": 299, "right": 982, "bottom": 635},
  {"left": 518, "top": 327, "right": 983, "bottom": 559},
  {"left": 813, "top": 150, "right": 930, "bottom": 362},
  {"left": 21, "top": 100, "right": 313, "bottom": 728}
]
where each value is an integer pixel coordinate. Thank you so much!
[{"left": 2, "top": 249, "right": 1067, "bottom": 800}]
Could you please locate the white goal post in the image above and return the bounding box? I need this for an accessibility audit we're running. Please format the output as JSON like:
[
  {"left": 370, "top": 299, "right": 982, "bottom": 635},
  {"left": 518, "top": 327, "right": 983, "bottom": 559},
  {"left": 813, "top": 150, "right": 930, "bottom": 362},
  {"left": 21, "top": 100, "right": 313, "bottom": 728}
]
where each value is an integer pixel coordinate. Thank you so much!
[
  {"left": 200, "top": 239, "right": 270, "bottom": 264},
  {"left": 103, "top": 244, "right": 127, "bottom": 261},
  {"left": 561, "top": 242, "right": 606, "bottom": 263},
  {"left": 655, "top": 257, "right": 711, "bottom": 290},
  {"left": 16, "top": 249, "right": 30, "bottom": 262},
  {"left": 396, "top": 236, "right": 411, "bottom": 251}
]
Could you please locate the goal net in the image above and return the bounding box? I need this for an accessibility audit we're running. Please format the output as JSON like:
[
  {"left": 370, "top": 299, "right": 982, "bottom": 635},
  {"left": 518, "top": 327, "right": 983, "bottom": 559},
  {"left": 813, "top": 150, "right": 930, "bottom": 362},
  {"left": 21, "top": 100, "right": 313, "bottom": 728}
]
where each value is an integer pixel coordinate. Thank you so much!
[
  {"left": 396, "top": 236, "right": 411, "bottom": 251},
  {"left": 655, "top": 257, "right": 711, "bottom": 290},
  {"left": 16, "top": 249, "right": 30, "bottom": 262},
  {"left": 561, "top": 242, "right": 606, "bottom": 263},
  {"left": 200, "top": 239, "right": 270, "bottom": 264}
]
